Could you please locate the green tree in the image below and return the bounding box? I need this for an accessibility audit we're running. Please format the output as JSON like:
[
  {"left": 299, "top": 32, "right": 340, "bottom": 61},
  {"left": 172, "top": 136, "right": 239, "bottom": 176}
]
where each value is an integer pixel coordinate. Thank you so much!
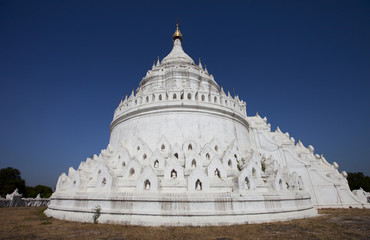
[
  {"left": 26, "top": 185, "right": 53, "bottom": 198},
  {"left": 0, "top": 167, "right": 27, "bottom": 198},
  {"left": 347, "top": 172, "right": 370, "bottom": 192}
]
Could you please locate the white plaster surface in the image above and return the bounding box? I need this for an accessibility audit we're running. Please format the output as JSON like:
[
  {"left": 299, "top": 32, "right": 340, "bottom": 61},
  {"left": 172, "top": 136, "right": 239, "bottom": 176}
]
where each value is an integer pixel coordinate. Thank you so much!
[{"left": 46, "top": 28, "right": 368, "bottom": 226}]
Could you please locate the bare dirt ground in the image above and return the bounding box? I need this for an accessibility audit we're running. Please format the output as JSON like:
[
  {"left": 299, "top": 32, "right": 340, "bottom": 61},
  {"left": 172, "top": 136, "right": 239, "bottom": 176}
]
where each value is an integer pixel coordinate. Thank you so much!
[{"left": 0, "top": 207, "right": 369, "bottom": 240}]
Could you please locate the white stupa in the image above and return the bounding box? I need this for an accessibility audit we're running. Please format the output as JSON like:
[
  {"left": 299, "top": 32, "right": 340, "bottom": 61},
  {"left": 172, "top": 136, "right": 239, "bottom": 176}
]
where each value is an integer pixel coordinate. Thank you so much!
[{"left": 45, "top": 24, "right": 368, "bottom": 226}]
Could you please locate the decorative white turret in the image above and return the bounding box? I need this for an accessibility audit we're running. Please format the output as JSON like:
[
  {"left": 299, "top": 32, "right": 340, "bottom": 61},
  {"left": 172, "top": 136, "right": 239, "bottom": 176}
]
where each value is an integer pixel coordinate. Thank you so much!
[{"left": 161, "top": 39, "right": 194, "bottom": 65}]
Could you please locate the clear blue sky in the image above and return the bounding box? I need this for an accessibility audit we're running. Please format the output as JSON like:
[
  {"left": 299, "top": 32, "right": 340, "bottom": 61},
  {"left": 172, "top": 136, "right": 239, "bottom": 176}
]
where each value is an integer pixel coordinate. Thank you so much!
[{"left": 0, "top": 1, "right": 369, "bottom": 188}]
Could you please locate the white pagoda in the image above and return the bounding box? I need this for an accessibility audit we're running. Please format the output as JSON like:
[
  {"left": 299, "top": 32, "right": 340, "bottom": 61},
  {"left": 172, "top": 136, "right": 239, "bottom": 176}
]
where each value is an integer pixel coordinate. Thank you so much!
[{"left": 45, "top": 24, "right": 368, "bottom": 226}]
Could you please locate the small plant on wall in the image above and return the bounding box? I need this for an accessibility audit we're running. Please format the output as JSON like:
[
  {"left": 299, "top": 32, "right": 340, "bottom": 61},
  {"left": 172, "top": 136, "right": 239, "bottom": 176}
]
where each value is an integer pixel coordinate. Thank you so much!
[
  {"left": 93, "top": 205, "right": 101, "bottom": 224},
  {"left": 235, "top": 154, "right": 243, "bottom": 171},
  {"left": 261, "top": 161, "right": 266, "bottom": 172}
]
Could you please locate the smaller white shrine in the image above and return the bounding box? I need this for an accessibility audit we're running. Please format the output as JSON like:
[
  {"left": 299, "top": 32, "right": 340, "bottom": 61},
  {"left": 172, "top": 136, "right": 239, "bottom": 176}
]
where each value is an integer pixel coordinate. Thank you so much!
[
  {"left": 5, "top": 188, "right": 22, "bottom": 200},
  {"left": 45, "top": 24, "right": 368, "bottom": 226},
  {"left": 0, "top": 189, "right": 49, "bottom": 207}
]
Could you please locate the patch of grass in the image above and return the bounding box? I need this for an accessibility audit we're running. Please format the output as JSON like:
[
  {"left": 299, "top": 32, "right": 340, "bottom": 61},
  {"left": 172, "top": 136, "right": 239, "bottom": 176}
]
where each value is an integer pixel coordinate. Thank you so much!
[
  {"left": 0, "top": 207, "right": 369, "bottom": 240},
  {"left": 40, "top": 221, "right": 52, "bottom": 225},
  {"left": 37, "top": 206, "right": 50, "bottom": 220}
]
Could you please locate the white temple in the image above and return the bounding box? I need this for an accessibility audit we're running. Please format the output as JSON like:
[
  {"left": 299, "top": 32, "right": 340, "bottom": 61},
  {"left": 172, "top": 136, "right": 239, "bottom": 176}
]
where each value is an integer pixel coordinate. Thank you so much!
[{"left": 45, "top": 24, "right": 369, "bottom": 226}]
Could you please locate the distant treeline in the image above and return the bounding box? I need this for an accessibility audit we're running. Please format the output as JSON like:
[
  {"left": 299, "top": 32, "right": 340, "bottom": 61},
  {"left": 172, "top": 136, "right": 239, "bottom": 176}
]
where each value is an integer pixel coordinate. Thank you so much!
[
  {"left": 347, "top": 172, "right": 370, "bottom": 192},
  {"left": 0, "top": 167, "right": 53, "bottom": 198}
]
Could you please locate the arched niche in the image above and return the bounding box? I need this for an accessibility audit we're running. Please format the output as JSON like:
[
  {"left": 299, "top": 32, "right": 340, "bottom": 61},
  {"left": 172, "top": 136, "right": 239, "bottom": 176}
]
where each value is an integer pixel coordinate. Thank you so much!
[
  {"left": 200, "top": 144, "right": 216, "bottom": 164},
  {"left": 129, "top": 168, "right": 135, "bottom": 178},
  {"left": 94, "top": 164, "right": 112, "bottom": 191},
  {"left": 111, "top": 149, "right": 130, "bottom": 170},
  {"left": 209, "top": 138, "right": 222, "bottom": 155},
  {"left": 272, "top": 170, "right": 287, "bottom": 191},
  {"left": 171, "top": 144, "right": 185, "bottom": 161},
  {"left": 188, "top": 144, "right": 193, "bottom": 151},
  {"left": 191, "top": 159, "right": 197, "bottom": 168},
  {"left": 187, "top": 168, "right": 210, "bottom": 191},
  {"left": 154, "top": 160, "right": 159, "bottom": 168},
  {"left": 144, "top": 179, "right": 151, "bottom": 190},
  {"left": 149, "top": 151, "right": 165, "bottom": 169},
  {"left": 207, "top": 157, "right": 227, "bottom": 178},
  {"left": 222, "top": 150, "right": 238, "bottom": 171},
  {"left": 170, "top": 169, "right": 178, "bottom": 179},
  {"left": 244, "top": 176, "right": 250, "bottom": 189},
  {"left": 237, "top": 168, "right": 256, "bottom": 191},
  {"left": 136, "top": 166, "right": 158, "bottom": 192},
  {"left": 185, "top": 152, "right": 202, "bottom": 169},
  {"left": 182, "top": 138, "right": 199, "bottom": 156},
  {"left": 133, "top": 138, "right": 143, "bottom": 154},
  {"left": 123, "top": 159, "right": 142, "bottom": 180},
  {"left": 158, "top": 136, "right": 171, "bottom": 157},
  {"left": 67, "top": 167, "right": 81, "bottom": 192},
  {"left": 245, "top": 160, "right": 262, "bottom": 180},
  {"left": 133, "top": 139, "right": 152, "bottom": 165},
  {"left": 164, "top": 158, "right": 184, "bottom": 180},
  {"left": 195, "top": 179, "right": 202, "bottom": 190}
]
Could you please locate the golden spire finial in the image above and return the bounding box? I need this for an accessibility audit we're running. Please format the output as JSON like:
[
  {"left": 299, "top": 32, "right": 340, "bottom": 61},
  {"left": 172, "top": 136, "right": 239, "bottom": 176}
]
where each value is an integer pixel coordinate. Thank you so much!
[{"left": 172, "top": 20, "right": 182, "bottom": 42}]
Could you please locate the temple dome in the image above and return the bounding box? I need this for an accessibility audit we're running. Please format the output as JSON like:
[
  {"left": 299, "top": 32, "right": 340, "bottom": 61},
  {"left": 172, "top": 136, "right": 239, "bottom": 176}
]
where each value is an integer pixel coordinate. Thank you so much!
[
  {"left": 46, "top": 23, "right": 369, "bottom": 227},
  {"left": 161, "top": 39, "right": 195, "bottom": 65}
]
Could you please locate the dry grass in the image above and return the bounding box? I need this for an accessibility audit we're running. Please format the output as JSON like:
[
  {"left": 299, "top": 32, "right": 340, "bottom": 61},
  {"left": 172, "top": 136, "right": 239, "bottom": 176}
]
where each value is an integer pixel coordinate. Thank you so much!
[{"left": 0, "top": 207, "right": 369, "bottom": 240}]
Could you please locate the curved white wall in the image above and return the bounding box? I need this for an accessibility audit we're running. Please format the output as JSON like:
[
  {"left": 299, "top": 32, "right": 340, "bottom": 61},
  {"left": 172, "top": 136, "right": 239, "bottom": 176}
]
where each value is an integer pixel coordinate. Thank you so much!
[{"left": 110, "top": 107, "right": 251, "bottom": 155}]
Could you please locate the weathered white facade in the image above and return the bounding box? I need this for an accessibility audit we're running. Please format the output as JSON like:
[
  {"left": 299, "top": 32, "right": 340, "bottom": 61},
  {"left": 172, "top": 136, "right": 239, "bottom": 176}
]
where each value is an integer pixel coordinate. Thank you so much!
[
  {"left": 45, "top": 25, "right": 368, "bottom": 226},
  {"left": 248, "top": 115, "right": 369, "bottom": 208}
]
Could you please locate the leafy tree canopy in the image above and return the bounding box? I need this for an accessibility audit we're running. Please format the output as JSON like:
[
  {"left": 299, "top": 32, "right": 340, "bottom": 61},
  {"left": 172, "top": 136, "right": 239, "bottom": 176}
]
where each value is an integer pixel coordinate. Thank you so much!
[
  {"left": 26, "top": 185, "right": 53, "bottom": 198},
  {"left": 0, "top": 167, "right": 53, "bottom": 198},
  {"left": 347, "top": 172, "right": 370, "bottom": 192},
  {"left": 0, "top": 167, "right": 27, "bottom": 198}
]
